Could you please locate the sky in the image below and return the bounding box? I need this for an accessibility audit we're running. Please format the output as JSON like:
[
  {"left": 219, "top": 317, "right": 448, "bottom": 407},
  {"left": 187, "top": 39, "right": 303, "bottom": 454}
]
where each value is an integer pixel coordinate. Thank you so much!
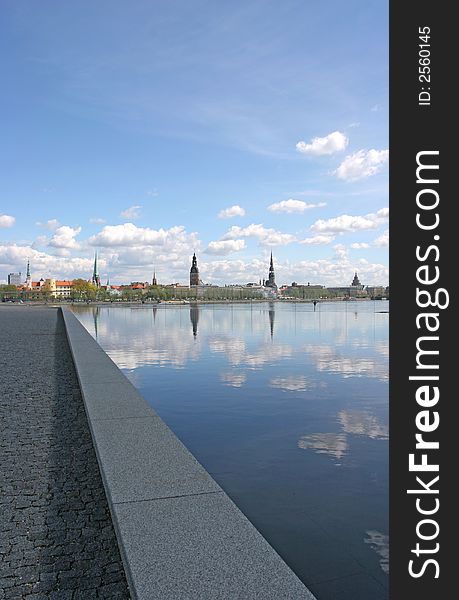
[{"left": 0, "top": 0, "right": 388, "bottom": 286}]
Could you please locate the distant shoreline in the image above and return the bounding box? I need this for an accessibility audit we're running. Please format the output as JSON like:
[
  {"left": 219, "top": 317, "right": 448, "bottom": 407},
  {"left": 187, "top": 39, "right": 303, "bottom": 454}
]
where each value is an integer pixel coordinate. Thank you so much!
[{"left": 1, "top": 297, "right": 389, "bottom": 308}]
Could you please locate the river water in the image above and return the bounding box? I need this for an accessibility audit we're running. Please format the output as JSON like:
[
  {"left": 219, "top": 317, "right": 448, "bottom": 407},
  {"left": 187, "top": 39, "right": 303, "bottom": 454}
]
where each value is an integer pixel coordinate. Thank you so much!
[{"left": 73, "top": 301, "right": 388, "bottom": 600}]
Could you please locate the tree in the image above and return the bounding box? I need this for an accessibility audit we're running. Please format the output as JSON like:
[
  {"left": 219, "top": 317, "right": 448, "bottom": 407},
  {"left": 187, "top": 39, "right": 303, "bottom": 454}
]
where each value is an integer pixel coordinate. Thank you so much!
[{"left": 71, "top": 279, "right": 98, "bottom": 301}]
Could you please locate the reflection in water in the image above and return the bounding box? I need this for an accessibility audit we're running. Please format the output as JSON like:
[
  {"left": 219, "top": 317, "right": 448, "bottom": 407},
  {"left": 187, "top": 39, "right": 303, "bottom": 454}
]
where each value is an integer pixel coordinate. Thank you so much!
[
  {"left": 268, "top": 301, "right": 275, "bottom": 339},
  {"left": 93, "top": 306, "right": 100, "bottom": 340},
  {"left": 305, "top": 343, "right": 388, "bottom": 381},
  {"left": 298, "top": 433, "right": 348, "bottom": 461},
  {"left": 220, "top": 372, "right": 247, "bottom": 388},
  {"left": 365, "top": 530, "right": 389, "bottom": 574},
  {"left": 73, "top": 301, "right": 389, "bottom": 599},
  {"left": 270, "top": 376, "right": 318, "bottom": 392},
  {"left": 338, "top": 410, "right": 389, "bottom": 440},
  {"left": 190, "top": 304, "right": 199, "bottom": 338}
]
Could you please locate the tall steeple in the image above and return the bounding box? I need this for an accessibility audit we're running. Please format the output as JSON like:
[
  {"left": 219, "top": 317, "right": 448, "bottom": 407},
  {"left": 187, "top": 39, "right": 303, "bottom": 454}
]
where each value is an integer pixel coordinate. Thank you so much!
[
  {"left": 265, "top": 252, "right": 277, "bottom": 289},
  {"left": 190, "top": 252, "right": 200, "bottom": 286},
  {"left": 25, "top": 259, "right": 32, "bottom": 289},
  {"left": 152, "top": 270, "right": 157, "bottom": 286},
  {"left": 92, "top": 252, "right": 101, "bottom": 288}
]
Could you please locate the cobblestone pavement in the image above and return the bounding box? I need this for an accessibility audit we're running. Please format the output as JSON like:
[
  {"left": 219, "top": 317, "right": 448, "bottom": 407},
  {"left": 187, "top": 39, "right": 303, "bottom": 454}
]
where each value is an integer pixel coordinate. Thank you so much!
[{"left": 0, "top": 307, "right": 130, "bottom": 599}]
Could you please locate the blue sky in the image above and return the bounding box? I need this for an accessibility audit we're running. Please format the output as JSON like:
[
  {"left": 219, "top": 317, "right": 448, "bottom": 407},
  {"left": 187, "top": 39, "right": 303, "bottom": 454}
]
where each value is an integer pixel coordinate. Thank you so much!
[{"left": 0, "top": 0, "right": 388, "bottom": 286}]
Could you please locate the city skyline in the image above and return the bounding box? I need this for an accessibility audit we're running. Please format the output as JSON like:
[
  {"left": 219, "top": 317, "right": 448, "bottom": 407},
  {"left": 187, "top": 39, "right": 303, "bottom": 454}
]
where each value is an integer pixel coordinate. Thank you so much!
[{"left": 1, "top": 1, "right": 388, "bottom": 286}]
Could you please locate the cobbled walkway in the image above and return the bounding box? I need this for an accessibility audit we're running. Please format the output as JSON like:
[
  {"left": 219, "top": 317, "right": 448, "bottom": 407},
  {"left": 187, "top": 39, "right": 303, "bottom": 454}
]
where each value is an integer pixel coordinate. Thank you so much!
[{"left": 0, "top": 306, "right": 130, "bottom": 600}]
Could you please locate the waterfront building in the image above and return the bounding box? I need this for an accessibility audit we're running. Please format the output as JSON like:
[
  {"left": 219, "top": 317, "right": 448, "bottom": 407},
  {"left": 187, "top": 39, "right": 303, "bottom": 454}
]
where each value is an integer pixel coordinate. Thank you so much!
[
  {"left": 351, "top": 272, "right": 363, "bottom": 288},
  {"left": 92, "top": 252, "right": 101, "bottom": 288},
  {"left": 152, "top": 271, "right": 157, "bottom": 286},
  {"left": 8, "top": 272, "right": 21, "bottom": 286},
  {"left": 190, "top": 253, "right": 200, "bottom": 286},
  {"left": 264, "top": 252, "right": 277, "bottom": 290},
  {"left": 325, "top": 272, "right": 366, "bottom": 298}
]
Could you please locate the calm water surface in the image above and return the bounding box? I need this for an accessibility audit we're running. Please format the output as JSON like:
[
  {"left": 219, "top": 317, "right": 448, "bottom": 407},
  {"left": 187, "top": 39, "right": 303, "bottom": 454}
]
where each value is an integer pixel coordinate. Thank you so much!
[{"left": 73, "top": 301, "right": 388, "bottom": 600}]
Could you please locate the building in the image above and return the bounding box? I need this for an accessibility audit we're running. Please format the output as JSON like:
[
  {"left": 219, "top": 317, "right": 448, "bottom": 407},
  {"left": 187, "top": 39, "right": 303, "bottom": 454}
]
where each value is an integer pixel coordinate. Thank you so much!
[
  {"left": 190, "top": 253, "right": 200, "bottom": 286},
  {"left": 7, "top": 272, "right": 22, "bottom": 286},
  {"left": 40, "top": 279, "right": 74, "bottom": 298},
  {"left": 325, "top": 272, "right": 366, "bottom": 298},
  {"left": 92, "top": 252, "right": 101, "bottom": 288},
  {"left": 351, "top": 272, "right": 363, "bottom": 288},
  {"left": 25, "top": 260, "right": 32, "bottom": 290},
  {"left": 152, "top": 271, "right": 157, "bottom": 286},
  {"left": 264, "top": 252, "right": 277, "bottom": 290}
]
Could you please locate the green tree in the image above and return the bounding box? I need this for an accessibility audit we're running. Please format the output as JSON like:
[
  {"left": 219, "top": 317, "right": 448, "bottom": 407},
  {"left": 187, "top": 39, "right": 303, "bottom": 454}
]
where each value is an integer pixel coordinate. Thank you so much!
[{"left": 71, "top": 279, "right": 98, "bottom": 301}]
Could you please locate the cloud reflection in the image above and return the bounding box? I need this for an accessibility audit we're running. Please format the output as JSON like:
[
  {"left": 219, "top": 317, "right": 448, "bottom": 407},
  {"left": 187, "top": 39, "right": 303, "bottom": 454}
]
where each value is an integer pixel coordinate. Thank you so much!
[
  {"left": 298, "top": 433, "right": 348, "bottom": 461},
  {"left": 304, "top": 343, "right": 388, "bottom": 381},
  {"left": 270, "top": 376, "right": 318, "bottom": 392},
  {"left": 338, "top": 410, "right": 388, "bottom": 440},
  {"left": 364, "top": 530, "right": 389, "bottom": 574},
  {"left": 220, "top": 372, "right": 247, "bottom": 388}
]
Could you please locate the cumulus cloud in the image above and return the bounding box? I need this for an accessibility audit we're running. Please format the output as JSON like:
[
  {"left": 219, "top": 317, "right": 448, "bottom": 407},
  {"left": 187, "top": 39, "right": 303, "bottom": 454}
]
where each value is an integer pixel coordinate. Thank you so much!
[
  {"left": 49, "top": 225, "right": 82, "bottom": 249},
  {"left": 218, "top": 205, "right": 246, "bottom": 219},
  {"left": 374, "top": 229, "right": 389, "bottom": 247},
  {"left": 222, "top": 223, "right": 296, "bottom": 247},
  {"left": 296, "top": 131, "right": 348, "bottom": 156},
  {"left": 205, "top": 239, "right": 246, "bottom": 255},
  {"left": 36, "top": 219, "right": 60, "bottom": 230},
  {"left": 299, "top": 235, "right": 335, "bottom": 246},
  {"left": 89, "top": 223, "right": 196, "bottom": 248},
  {"left": 351, "top": 242, "right": 370, "bottom": 249},
  {"left": 335, "top": 149, "right": 389, "bottom": 181},
  {"left": 120, "top": 205, "right": 142, "bottom": 220},
  {"left": 0, "top": 214, "right": 15, "bottom": 228},
  {"left": 0, "top": 243, "right": 94, "bottom": 279},
  {"left": 268, "top": 199, "right": 326, "bottom": 214},
  {"left": 311, "top": 208, "right": 388, "bottom": 235}
]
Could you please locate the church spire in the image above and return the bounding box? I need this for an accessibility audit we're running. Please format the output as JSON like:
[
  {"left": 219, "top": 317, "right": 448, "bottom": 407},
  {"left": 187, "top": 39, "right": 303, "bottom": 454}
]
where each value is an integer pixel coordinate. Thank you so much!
[
  {"left": 265, "top": 252, "right": 276, "bottom": 289},
  {"left": 25, "top": 259, "right": 32, "bottom": 289},
  {"left": 92, "top": 251, "right": 100, "bottom": 288}
]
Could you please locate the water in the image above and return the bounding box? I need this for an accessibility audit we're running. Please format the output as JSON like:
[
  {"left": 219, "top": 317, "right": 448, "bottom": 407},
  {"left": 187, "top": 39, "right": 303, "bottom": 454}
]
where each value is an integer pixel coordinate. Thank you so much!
[{"left": 73, "top": 301, "right": 388, "bottom": 600}]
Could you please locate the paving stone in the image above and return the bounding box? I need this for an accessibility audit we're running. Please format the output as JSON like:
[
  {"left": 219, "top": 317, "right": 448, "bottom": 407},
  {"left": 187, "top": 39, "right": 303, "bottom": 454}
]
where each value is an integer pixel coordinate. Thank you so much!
[{"left": 0, "top": 307, "right": 130, "bottom": 599}]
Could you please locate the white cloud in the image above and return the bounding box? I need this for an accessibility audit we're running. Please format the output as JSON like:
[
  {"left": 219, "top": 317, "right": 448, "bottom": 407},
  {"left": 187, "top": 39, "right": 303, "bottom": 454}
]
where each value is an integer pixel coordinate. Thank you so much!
[
  {"left": 0, "top": 214, "right": 15, "bottom": 228},
  {"left": 371, "top": 104, "right": 381, "bottom": 112},
  {"left": 120, "top": 205, "right": 142, "bottom": 220},
  {"left": 374, "top": 229, "right": 389, "bottom": 247},
  {"left": 268, "top": 199, "right": 326, "bottom": 214},
  {"left": 222, "top": 223, "right": 296, "bottom": 246},
  {"left": 299, "top": 235, "right": 335, "bottom": 246},
  {"left": 49, "top": 225, "right": 82, "bottom": 249},
  {"left": 89, "top": 223, "right": 196, "bottom": 248},
  {"left": 351, "top": 242, "right": 370, "bottom": 249},
  {"left": 36, "top": 219, "right": 61, "bottom": 230},
  {"left": 218, "top": 205, "right": 246, "bottom": 219},
  {"left": 0, "top": 243, "right": 94, "bottom": 279},
  {"left": 311, "top": 208, "right": 388, "bottom": 234},
  {"left": 296, "top": 131, "right": 348, "bottom": 156},
  {"left": 205, "top": 239, "right": 246, "bottom": 255},
  {"left": 335, "top": 149, "right": 389, "bottom": 181},
  {"left": 89, "top": 217, "right": 106, "bottom": 224}
]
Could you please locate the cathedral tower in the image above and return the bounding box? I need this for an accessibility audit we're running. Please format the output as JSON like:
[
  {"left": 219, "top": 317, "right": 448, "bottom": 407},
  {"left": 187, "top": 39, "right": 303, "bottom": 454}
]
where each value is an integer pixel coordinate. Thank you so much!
[{"left": 190, "top": 253, "right": 200, "bottom": 286}]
